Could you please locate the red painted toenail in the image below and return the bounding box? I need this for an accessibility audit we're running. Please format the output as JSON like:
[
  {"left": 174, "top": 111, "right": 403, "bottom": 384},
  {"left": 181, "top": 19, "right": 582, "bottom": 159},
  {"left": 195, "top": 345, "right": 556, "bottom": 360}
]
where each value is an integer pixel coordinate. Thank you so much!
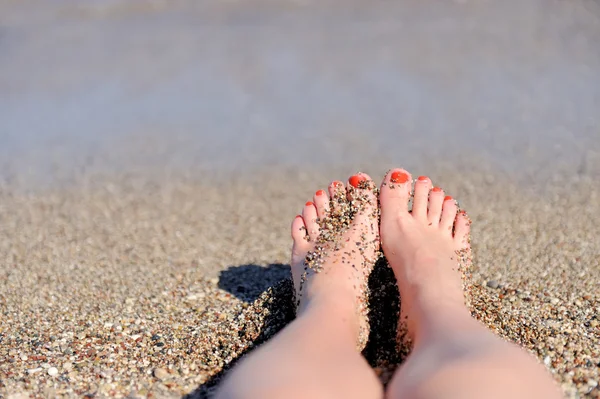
[
  {"left": 316, "top": 189, "right": 325, "bottom": 196},
  {"left": 332, "top": 181, "right": 343, "bottom": 188},
  {"left": 305, "top": 201, "right": 314, "bottom": 206},
  {"left": 349, "top": 175, "right": 366, "bottom": 188},
  {"left": 432, "top": 187, "right": 442, "bottom": 192},
  {"left": 390, "top": 171, "right": 409, "bottom": 183},
  {"left": 417, "top": 176, "right": 429, "bottom": 181},
  {"left": 444, "top": 196, "right": 453, "bottom": 201}
]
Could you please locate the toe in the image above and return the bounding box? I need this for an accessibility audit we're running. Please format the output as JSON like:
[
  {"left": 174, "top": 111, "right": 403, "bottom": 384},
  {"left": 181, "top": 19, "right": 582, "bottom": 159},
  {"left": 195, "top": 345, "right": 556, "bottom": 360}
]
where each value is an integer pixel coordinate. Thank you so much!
[
  {"left": 379, "top": 168, "right": 412, "bottom": 220},
  {"left": 328, "top": 180, "right": 346, "bottom": 211},
  {"left": 427, "top": 186, "right": 445, "bottom": 226},
  {"left": 440, "top": 195, "right": 458, "bottom": 232},
  {"left": 347, "top": 173, "right": 376, "bottom": 204},
  {"left": 453, "top": 210, "right": 472, "bottom": 250},
  {"left": 313, "top": 189, "right": 330, "bottom": 220},
  {"left": 302, "top": 201, "right": 320, "bottom": 241},
  {"left": 291, "top": 215, "right": 309, "bottom": 253},
  {"left": 412, "top": 176, "right": 432, "bottom": 220},
  {"left": 290, "top": 215, "right": 310, "bottom": 304},
  {"left": 291, "top": 215, "right": 307, "bottom": 241},
  {"left": 347, "top": 173, "right": 378, "bottom": 220}
]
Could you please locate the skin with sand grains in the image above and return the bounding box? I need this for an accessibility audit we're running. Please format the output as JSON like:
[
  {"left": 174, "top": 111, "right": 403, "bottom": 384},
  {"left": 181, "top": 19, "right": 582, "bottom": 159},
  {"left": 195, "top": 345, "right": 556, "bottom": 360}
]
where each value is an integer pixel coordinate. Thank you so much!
[{"left": 292, "top": 173, "right": 381, "bottom": 350}]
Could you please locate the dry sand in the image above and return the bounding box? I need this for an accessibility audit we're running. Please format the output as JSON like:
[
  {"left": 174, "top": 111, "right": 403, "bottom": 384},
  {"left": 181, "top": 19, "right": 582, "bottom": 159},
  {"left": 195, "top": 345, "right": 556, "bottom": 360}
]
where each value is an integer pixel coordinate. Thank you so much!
[{"left": 0, "top": 162, "right": 598, "bottom": 398}]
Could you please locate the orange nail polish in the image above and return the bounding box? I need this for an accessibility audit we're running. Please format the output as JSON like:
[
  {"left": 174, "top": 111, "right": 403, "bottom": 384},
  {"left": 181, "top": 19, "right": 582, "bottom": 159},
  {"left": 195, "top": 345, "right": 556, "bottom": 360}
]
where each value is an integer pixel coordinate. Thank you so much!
[
  {"left": 305, "top": 201, "right": 314, "bottom": 206},
  {"left": 432, "top": 187, "right": 442, "bottom": 192},
  {"left": 316, "top": 189, "right": 325, "bottom": 196},
  {"left": 417, "top": 176, "right": 429, "bottom": 181},
  {"left": 444, "top": 196, "right": 453, "bottom": 201},
  {"left": 390, "top": 171, "right": 409, "bottom": 183},
  {"left": 349, "top": 175, "right": 366, "bottom": 188}
]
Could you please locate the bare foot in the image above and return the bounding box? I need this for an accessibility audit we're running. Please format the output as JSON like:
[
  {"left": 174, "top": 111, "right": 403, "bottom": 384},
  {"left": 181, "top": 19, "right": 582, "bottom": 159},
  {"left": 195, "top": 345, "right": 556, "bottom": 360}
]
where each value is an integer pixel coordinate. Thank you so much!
[
  {"left": 378, "top": 168, "right": 472, "bottom": 345},
  {"left": 290, "top": 173, "right": 380, "bottom": 349}
]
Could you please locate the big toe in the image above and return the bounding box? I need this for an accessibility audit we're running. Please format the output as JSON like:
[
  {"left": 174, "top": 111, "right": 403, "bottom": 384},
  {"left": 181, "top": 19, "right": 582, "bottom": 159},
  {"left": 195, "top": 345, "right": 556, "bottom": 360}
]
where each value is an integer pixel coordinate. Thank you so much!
[{"left": 379, "top": 168, "right": 412, "bottom": 220}]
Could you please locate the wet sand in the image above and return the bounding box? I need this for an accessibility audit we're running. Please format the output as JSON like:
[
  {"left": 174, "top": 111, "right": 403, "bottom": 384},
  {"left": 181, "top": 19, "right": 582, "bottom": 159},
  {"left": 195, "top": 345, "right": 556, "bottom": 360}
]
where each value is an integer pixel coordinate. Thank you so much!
[{"left": 0, "top": 162, "right": 599, "bottom": 398}]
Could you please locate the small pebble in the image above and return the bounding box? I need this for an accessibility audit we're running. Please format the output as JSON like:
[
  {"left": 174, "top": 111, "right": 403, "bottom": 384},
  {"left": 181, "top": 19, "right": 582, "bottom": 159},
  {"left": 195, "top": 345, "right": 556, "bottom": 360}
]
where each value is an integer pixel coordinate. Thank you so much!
[
  {"left": 153, "top": 368, "right": 169, "bottom": 380},
  {"left": 27, "top": 368, "right": 42, "bottom": 375},
  {"left": 486, "top": 280, "right": 499, "bottom": 289},
  {"left": 47, "top": 367, "right": 58, "bottom": 377}
]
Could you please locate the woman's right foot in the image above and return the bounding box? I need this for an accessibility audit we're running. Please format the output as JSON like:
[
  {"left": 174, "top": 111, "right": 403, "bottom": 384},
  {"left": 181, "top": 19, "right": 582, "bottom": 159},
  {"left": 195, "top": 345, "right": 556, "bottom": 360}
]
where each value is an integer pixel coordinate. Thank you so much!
[
  {"left": 378, "top": 168, "right": 473, "bottom": 344},
  {"left": 290, "top": 173, "right": 380, "bottom": 350}
]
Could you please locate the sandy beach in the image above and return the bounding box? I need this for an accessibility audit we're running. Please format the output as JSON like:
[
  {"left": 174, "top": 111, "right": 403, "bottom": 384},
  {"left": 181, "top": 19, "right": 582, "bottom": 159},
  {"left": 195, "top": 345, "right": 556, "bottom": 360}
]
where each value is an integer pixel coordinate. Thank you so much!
[
  {"left": 1, "top": 163, "right": 599, "bottom": 398},
  {"left": 1, "top": 0, "right": 600, "bottom": 397}
]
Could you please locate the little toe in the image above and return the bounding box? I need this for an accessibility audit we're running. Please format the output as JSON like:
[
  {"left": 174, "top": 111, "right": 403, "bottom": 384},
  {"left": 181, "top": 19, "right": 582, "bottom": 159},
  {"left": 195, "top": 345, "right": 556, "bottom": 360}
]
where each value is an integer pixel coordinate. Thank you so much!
[
  {"left": 302, "top": 201, "right": 320, "bottom": 241},
  {"left": 291, "top": 215, "right": 310, "bottom": 263},
  {"left": 412, "top": 176, "right": 432, "bottom": 220},
  {"left": 453, "top": 210, "right": 472, "bottom": 250},
  {"left": 291, "top": 215, "right": 307, "bottom": 242},
  {"left": 379, "top": 168, "right": 412, "bottom": 220},
  {"left": 427, "top": 186, "right": 445, "bottom": 226},
  {"left": 313, "top": 189, "right": 330, "bottom": 220},
  {"left": 440, "top": 195, "right": 458, "bottom": 233}
]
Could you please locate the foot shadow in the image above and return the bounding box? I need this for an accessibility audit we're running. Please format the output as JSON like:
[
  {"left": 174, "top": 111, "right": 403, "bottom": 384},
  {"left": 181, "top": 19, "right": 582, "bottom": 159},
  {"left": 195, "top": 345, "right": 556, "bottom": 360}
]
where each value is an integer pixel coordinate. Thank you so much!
[
  {"left": 188, "top": 259, "right": 403, "bottom": 397},
  {"left": 217, "top": 263, "right": 292, "bottom": 302},
  {"left": 362, "top": 256, "right": 403, "bottom": 384},
  {"left": 186, "top": 265, "right": 296, "bottom": 398}
]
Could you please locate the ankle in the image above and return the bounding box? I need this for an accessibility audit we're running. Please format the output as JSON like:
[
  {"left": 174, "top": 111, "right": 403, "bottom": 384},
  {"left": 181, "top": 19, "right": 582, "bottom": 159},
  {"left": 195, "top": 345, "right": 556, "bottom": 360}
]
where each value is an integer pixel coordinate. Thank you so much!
[
  {"left": 414, "top": 302, "right": 477, "bottom": 343},
  {"left": 298, "top": 292, "right": 361, "bottom": 337}
]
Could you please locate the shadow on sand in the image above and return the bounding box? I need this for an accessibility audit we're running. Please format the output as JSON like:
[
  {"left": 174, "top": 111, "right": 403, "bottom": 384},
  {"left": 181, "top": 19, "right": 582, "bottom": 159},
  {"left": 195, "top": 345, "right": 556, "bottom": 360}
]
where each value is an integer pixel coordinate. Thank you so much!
[
  {"left": 217, "top": 263, "right": 292, "bottom": 302},
  {"left": 186, "top": 264, "right": 296, "bottom": 399},
  {"left": 188, "top": 258, "right": 402, "bottom": 398}
]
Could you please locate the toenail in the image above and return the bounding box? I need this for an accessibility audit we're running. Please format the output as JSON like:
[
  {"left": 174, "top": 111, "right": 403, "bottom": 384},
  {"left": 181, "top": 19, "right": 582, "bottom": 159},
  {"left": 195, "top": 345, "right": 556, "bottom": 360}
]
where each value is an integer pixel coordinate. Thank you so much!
[
  {"left": 332, "top": 181, "right": 343, "bottom": 188},
  {"left": 390, "top": 171, "right": 410, "bottom": 183},
  {"left": 417, "top": 176, "right": 429, "bottom": 181},
  {"left": 432, "top": 187, "right": 442, "bottom": 192},
  {"left": 349, "top": 175, "right": 366, "bottom": 188},
  {"left": 316, "top": 189, "right": 325, "bottom": 196},
  {"left": 444, "top": 196, "right": 453, "bottom": 201},
  {"left": 295, "top": 215, "right": 303, "bottom": 219},
  {"left": 305, "top": 201, "right": 314, "bottom": 206}
]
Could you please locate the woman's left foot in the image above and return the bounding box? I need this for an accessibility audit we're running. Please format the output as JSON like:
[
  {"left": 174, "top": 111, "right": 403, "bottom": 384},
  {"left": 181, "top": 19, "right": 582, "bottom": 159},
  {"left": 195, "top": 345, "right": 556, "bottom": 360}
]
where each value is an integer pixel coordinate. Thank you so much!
[{"left": 290, "top": 173, "right": 380, "bottom": 349}]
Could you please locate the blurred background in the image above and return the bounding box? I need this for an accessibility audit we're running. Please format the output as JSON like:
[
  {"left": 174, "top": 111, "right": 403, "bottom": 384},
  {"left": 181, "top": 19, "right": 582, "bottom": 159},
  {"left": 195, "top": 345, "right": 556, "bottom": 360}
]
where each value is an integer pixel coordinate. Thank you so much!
[{"left": 2, "top": 0, "right": 599, "bottom": 188}]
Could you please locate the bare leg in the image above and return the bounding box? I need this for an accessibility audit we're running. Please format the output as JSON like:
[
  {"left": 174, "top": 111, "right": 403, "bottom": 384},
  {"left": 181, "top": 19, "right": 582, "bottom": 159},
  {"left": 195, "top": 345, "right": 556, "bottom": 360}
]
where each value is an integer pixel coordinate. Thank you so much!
[
  {"left": 216, "top": 174, "right": 383, "bottom": 399},
  {"left": 379, "top": 169, "right": 563, "bottom": 399}
]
